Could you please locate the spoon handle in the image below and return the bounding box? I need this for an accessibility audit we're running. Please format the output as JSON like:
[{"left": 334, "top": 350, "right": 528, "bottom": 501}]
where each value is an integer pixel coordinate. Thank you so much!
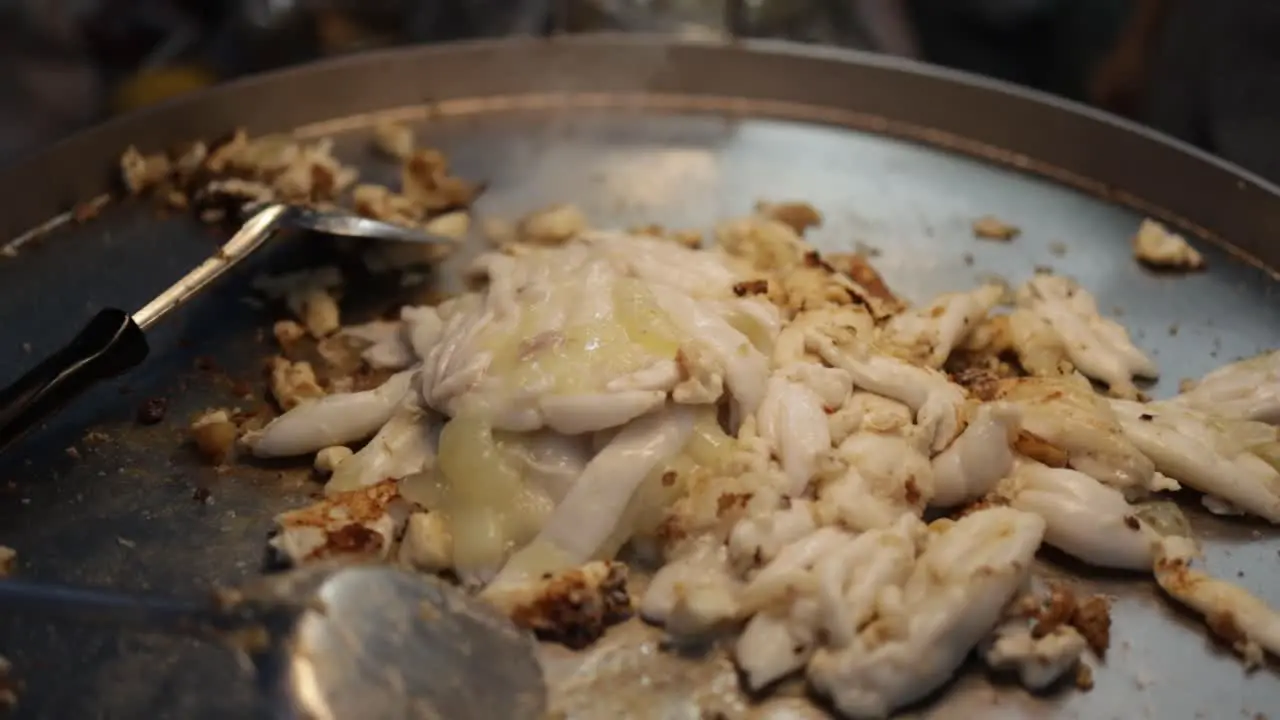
[
  {"left": 0, "top": 308, "right": 148, "bottom": 453},
  {"left": 0, "top": 578, "right": 212, "bottom": 637}
]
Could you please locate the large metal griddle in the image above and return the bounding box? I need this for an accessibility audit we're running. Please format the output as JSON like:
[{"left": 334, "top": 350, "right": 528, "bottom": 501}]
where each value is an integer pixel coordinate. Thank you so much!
[{"left": 0, "top": 34, "right": 1278, "bottom": 719}]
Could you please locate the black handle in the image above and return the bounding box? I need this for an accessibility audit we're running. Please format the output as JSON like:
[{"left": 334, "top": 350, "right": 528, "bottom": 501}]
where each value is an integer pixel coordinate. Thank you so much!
[{"left": 0, "top": 308, "right": 149, "bottom": 452}]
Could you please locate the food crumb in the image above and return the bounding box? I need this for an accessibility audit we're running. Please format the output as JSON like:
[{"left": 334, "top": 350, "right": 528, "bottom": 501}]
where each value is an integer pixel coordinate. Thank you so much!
[
  {"left": 755, "top": 200, "right": 823, "bottom": 234},
  {"left": 972, "top": 215, "right": 1020, "bottom": 241},
  {"left": 116, "top": 537, "right": 136, "bottom": 549},
  {"left": 0, "top": 546, "right": 15, "bottom": 576},
  {"left": 1133, "top": 218, "right": 1205, "bottom": 271},
  {"left": 190, "top": 409, "right": 238, "bottom": 465},
  {"left": 0, "top": 655, "right": 18, "bottom": 710},
  {"left": 314, "top": 446, "right": 354, "bottom": 475},
  {"left": 372, "top": 120, "right": 415, "bottom": 160},
  {"left": 1074, "top": 663, "right": 1094, "bottom": 691},
  {"left": 64, "top": 446, "right": 80, "bottom": 460},
  {"left": 192, "top": 487, "right": 212, "bottom": 504},
  {"left": 518, "top": 204, "right": 587, "bottom": 245},
  {"left": 273, "top": 319, "right": 306, "bottom": 348},
  {"left": 136, "top": 397, "right": 168, "bottom": 425}
]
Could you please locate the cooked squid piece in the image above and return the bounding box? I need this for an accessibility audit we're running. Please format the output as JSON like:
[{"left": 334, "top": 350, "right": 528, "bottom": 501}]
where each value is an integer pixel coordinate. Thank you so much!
[
  {"left": 814, "top": 432, "right": 933, "bottom": 531},
  {"left": 878, "top": 284, "right": 1004, "bottom": 368},
  {"left": 492, "top": 405, "right": 696, "bottom": 585},
  {"left": 1016, "top": 275, "right": 1157, "bottom": 398},
  {"left": 994, "top": 376, "right": 1162, "bottom": 496},
  {"left": 808, "top": 331, "right": 966, "bottom": 453},
  {"left": 930, "top": 401, "right": 1021, "bottom": 507},
  {"left": 1006, "top": 308, "right": 1073, "bottom": 377},
  {"left": 1002, "top": 459, "right": 1157, "bottom": 571},
  {"left": 1110, "top": 399, "right": 1280, "bottom": 523},
  {"left": 1154, "top": 536, "right": 1280, "bottom": 666},
  {"left": 807, "top": 507, "right": 1046, "bottom": 719},
  {"left": 325, "top": 390, "right": 440, "bottom": 494},
  {"left": 244, "top": 370, "right": 416, "bottom": 458},
  {"left": 756, "top": 371, "right": 835, "bottom": 496},
  {"left": 1169, "top": 350, "right": 1280, "bottom": 424}
]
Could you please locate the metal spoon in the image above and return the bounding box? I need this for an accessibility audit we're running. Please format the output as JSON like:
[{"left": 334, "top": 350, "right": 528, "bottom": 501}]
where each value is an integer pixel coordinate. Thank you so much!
[
  {"left": 0, "top": 562, "right": 546, "bottom": 719},
  {"left": 0, "top": 203, "right": 448, "bottom": 452}
]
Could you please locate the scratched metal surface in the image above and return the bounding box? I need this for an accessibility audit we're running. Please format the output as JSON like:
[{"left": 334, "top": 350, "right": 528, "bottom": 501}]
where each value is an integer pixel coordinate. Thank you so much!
[{"left": 0, "top": 37, "right": 1277, "bottom": 720}]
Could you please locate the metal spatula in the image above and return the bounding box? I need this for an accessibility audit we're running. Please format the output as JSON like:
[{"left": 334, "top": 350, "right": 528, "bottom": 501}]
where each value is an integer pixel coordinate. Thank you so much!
[
  {"left": 0, "top": 562, "right": 546, "bottom": 719},
  {"left": 0, "top": 203, "right": 448, "bottom": 452}
]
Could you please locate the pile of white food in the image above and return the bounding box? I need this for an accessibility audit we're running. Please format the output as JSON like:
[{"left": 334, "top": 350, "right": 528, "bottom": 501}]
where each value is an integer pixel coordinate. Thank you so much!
[{"left": 242, "top": 210, "right": 1280, "bottom": 719}]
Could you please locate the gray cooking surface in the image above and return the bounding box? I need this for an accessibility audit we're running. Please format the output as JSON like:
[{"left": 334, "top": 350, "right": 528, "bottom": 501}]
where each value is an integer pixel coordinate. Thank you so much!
[{"left": 0, "top": 107, "right": 1277, "bottom": 718}]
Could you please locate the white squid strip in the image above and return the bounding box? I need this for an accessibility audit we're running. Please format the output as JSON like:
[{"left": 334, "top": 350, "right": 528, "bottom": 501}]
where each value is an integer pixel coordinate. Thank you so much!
[
  {"left": 1005, "top": 460, "right": 1156, "bottom": 571},
  {"left": 538, "top": 390, "right": 668, "bottom": 435},
  {"left": 493, "top": 405, "right": 695, "bottom": 584},
  {"left": 757, "top": 375, "right": 832, "bottom": 496},
  {"left": 808, "top": 332, "right": 965, "bottom": 453},
  {"left": 325, "top": 394, "right": 438, "bottom": 494},
  {"left": 652, "top": 289, "right": 770, "bottom": 414},
  {"left": 1155, "top": 536, "right": 1280, "bottom": 665},
  {"left": 1018, "top": 276, "right": 1156, "bottom": 398},
  {"left": 1170, "top": 350, "right": 1280, "bottom": 424},
  {"left": 1110, "top": 399, "right": 1280, "bottom": 523},
  {"left": 246, "top": 370, "right": 415, "bottom": 458}
]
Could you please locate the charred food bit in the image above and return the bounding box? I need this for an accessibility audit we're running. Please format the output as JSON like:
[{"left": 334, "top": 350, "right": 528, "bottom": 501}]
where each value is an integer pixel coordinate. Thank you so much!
[
  {"left": 136, "top": 396, "right": 168, "bottom": 425},
  {"left": 483, "top": 561, "right": 632, "bottom": 649},
  {"left": 268, "top": 479, "right": 409, "bottom": 566}
]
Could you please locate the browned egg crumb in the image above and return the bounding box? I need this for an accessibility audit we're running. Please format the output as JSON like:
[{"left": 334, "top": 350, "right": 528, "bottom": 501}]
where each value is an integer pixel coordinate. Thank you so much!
[
  {"left": 518, "top": 204, "right": 588, "bottom": 246},
  {"left": 489, "top": 562, "right": 632, "bottom": 649},
  {"left": 272, "top": 479, "right": 402, "bottom": 563},
  {"left": 372, "top": 120, "right": 415, "bottom": 160},
  {"left": 1133, "top": 218, "right": 1205, "bottom": 271},
  {"left": 972, "top": 215, "right": 1020, "bottom": 241},
  {"left": 1074, "top": 663, "right": 1094, "bottom": 691},
  {"left": 1031, "top": 584, "right": 1078, "bottom": 638},
  {"left": 268, "top": 357, "right": 325, "bottom": 411},
  {"left": 1070, "top": 594, "right": 1113, "bottom": 656},
  {"left": 190, "top": 409, "right": 238, "bottom": 465},
  {"left": 755, "top": 200, "right": 823, "bottom": 235},
  {"left": 822, "top": 252, "right": 901, "bottom": 307}
]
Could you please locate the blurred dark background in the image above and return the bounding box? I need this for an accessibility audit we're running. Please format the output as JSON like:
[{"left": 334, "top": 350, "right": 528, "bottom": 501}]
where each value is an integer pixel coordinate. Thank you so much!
[{"left": 2, "top": 0, "right": 1277, "bottom": 180}]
